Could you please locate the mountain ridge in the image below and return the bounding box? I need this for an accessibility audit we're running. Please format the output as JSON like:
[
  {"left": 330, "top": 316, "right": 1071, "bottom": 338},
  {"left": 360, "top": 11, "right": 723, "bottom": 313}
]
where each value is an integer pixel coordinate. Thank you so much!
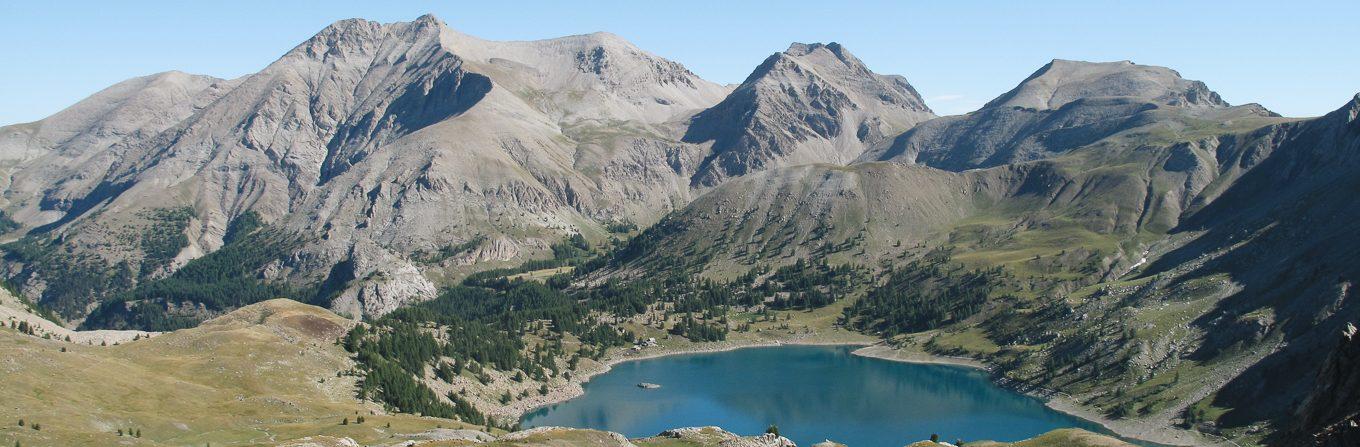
[{"left": 1, "top": 14, "right": 1355, "bottom": 446}]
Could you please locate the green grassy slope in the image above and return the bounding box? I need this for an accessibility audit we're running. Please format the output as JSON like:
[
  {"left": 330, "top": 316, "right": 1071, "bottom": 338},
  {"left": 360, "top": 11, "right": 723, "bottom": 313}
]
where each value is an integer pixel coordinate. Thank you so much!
[
  {"left": 0, "top": 299, "right": 482, "bottom": 447},
  {"left": 600, "top": 98, "right": 1355, "bottom": 446}
]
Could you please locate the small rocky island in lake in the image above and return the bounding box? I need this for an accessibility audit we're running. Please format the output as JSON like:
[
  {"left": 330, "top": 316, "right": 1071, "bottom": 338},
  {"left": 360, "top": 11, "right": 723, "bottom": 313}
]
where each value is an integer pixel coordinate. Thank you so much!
[{"left": 637, "top": 382, "right": 662, "bottom": 389}]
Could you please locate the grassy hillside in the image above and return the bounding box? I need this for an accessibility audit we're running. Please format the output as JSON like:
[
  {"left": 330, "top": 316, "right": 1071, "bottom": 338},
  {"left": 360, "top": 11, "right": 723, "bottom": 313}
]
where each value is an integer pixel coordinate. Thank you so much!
[
  {"left": 593, "top": 98, "right": 1357, "bottom": 446},
  {"left": 0, "top": 296, "right": 1138, "bottom": 447},
  {"left": 0, "top": 299, "right": 483, "bottom": 447}
]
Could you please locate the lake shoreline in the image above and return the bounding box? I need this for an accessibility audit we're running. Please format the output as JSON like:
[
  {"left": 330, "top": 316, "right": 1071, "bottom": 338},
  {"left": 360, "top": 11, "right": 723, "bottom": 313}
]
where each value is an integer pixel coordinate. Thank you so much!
[
  {"left": 505, "top": 336, "right": 1227, "bottom": 447},
  {"left": 849, "top": 344, "right": 1230, "bottom": 447},
  {"left": 498, "top": 335, "right": 866, "bottom": 421}
]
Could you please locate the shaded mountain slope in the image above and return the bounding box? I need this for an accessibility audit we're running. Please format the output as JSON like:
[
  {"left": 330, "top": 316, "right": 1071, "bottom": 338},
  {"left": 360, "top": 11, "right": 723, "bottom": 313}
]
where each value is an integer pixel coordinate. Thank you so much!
[
  {"left": 1131, "top": 94, "right": 1360, "bottom": 443},
  {"left": 605, "top": 64, "right": 1352, "bottom": 445}
]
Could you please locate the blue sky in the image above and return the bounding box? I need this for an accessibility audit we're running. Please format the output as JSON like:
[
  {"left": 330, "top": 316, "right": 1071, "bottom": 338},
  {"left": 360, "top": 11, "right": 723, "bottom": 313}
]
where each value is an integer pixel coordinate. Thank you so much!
[{"left": 2, "top": 0, "right": 1356, "bottom": 125}]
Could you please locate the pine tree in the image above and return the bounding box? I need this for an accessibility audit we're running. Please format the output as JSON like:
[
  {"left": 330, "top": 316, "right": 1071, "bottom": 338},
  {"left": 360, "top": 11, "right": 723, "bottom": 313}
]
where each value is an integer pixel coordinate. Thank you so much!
[
  {"left": 765, "top": 424, "right": 779, "bottom": 436},
  {"left": 340, "top": 417, "right": 348, "bottom": 425},
  {"left": 135, "top": 429, "right": 142, "bottom": 438}
]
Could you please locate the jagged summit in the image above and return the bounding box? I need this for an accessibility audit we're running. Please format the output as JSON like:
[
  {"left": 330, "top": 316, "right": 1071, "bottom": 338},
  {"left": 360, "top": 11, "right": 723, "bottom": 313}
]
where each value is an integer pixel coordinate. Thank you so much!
[
  {"left": 785, "top": 41, "right": 843, "bottom": 56},
  {"left": 985, "top": 59, "right": 1229, "bottom": 110},
  {"left": 684, "top": 41, "right": 934, "bottom": 186},
  {"left": 0, "top": 14, "right": 733, "bottom": 322},
  {"left": 1342, "top": 92, "right": 1360, "bottom": 122}
]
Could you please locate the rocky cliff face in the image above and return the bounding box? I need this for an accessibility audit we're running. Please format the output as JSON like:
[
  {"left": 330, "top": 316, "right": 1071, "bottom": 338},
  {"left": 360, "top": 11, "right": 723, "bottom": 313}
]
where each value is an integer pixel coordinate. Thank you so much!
[
  {"left": 0, "top": 15, "right": 733, "bottom": 321},
  {"left": 2, "top": 16, "right": 946, "bottom": 322},
  {"left": 1287, "top": 323, "right": 1360, "bottom": 447},
  {"left": 684, "top": 42, "right": 934, "bottom": 186}
]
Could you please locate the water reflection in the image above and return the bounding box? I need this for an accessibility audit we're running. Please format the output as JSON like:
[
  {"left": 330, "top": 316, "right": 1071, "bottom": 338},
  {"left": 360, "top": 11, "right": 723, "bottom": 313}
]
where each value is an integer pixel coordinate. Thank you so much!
[{"left": 522, "top": 345, "right": 1105, "bottom": 446}]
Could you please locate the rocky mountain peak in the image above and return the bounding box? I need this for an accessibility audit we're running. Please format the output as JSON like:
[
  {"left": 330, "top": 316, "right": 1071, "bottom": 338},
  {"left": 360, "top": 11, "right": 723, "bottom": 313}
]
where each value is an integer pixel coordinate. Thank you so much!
[
  {"left": 1344, "top": 93, "right": 1360, "bottom": 123},
  {"left": 788, "top": 41, "right": 848, "bottom": 61},
  {"left": 290, "top": 15, "right": 450, "bottom": 63},
  {"left": 752, "top": 41, "right": 931, "bottom": 117},
  {"left": 684, "top": 42, "right": 934, "bottom": 186},
  {"left": 435, "top": 23, "right": 728, "bottom": 123},
  {"left": 985, "top": 59, "right": 1229, "bottom": 110}
]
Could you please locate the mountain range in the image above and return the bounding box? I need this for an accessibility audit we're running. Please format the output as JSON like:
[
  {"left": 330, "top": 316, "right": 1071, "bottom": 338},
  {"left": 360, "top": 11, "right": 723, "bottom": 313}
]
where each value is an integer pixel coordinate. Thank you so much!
[{"left": 1, "top": 14, "right": 1356, "bottom": 447}]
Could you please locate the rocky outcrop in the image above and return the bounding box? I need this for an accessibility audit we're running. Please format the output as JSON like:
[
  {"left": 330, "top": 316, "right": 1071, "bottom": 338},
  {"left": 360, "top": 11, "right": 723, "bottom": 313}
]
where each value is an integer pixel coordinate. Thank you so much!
[
  {"left": 500, "top": 426, "right": 638, "bottom": 447},
  {"left": 684, "top": 42, "right": 934, "bottom": 186},
  {"left": 327, "top": 241, "right": 439, "bottom": 319},
  {"left": 651, "top": 427, "right": 797, "bottom": 447},
  {"left": 1287, "top": 322, "right": 1360, "bottom": 447},
  {"left": 409, "top": 428, "right": 497, "bottom": 443}
]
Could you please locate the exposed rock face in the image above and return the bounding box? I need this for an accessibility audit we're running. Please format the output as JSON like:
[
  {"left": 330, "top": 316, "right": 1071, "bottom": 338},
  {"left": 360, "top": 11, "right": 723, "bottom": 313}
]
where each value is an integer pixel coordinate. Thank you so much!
[
  {"left": 1, "top": 16, "right": 951, "bottom": 323},
  {"left": 409, "top": 428, "right": 497, "bottom": 443},
  {"left": 652, "top": 427, "right": 798, "bottom": 447},
  {"left": 986, "top": 59, "right": 1228, "bottom": 111},
  {"left": 684, "top": 42, "right": 934, "bottom": 186},
  {"left": 0, "top": 71, "right": 237, "bottom": 223},
  {"left": 0, "top": 15, "right": 738, "bottom": 321},
  {"left": 501, "top": 426, "right": 639, "bottom": 447},
  {"left": 1157, "top": 93, "right": 1360, "bottom": 441},
  {"left": 1288, "top": 322, "right": 1360, "bottom": 447},
  {"left": 326, "top": 241, "right": 439, "bottom": 318},
  {"left": 859, "top": 59, "right": 1271, "bottom": 171}
]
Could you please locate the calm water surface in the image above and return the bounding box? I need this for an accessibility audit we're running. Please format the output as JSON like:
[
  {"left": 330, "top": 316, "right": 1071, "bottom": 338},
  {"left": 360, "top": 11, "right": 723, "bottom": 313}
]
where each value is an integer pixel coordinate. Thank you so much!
[{"left": 522, "top": 345, "right": 1107, "bottom": 446}]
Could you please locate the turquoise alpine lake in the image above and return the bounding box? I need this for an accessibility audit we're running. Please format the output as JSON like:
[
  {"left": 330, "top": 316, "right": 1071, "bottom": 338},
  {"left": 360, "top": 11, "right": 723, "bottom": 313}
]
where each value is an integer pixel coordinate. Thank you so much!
[{"left": 521, "top": 345, "right": 1109, "bottom": 446}]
